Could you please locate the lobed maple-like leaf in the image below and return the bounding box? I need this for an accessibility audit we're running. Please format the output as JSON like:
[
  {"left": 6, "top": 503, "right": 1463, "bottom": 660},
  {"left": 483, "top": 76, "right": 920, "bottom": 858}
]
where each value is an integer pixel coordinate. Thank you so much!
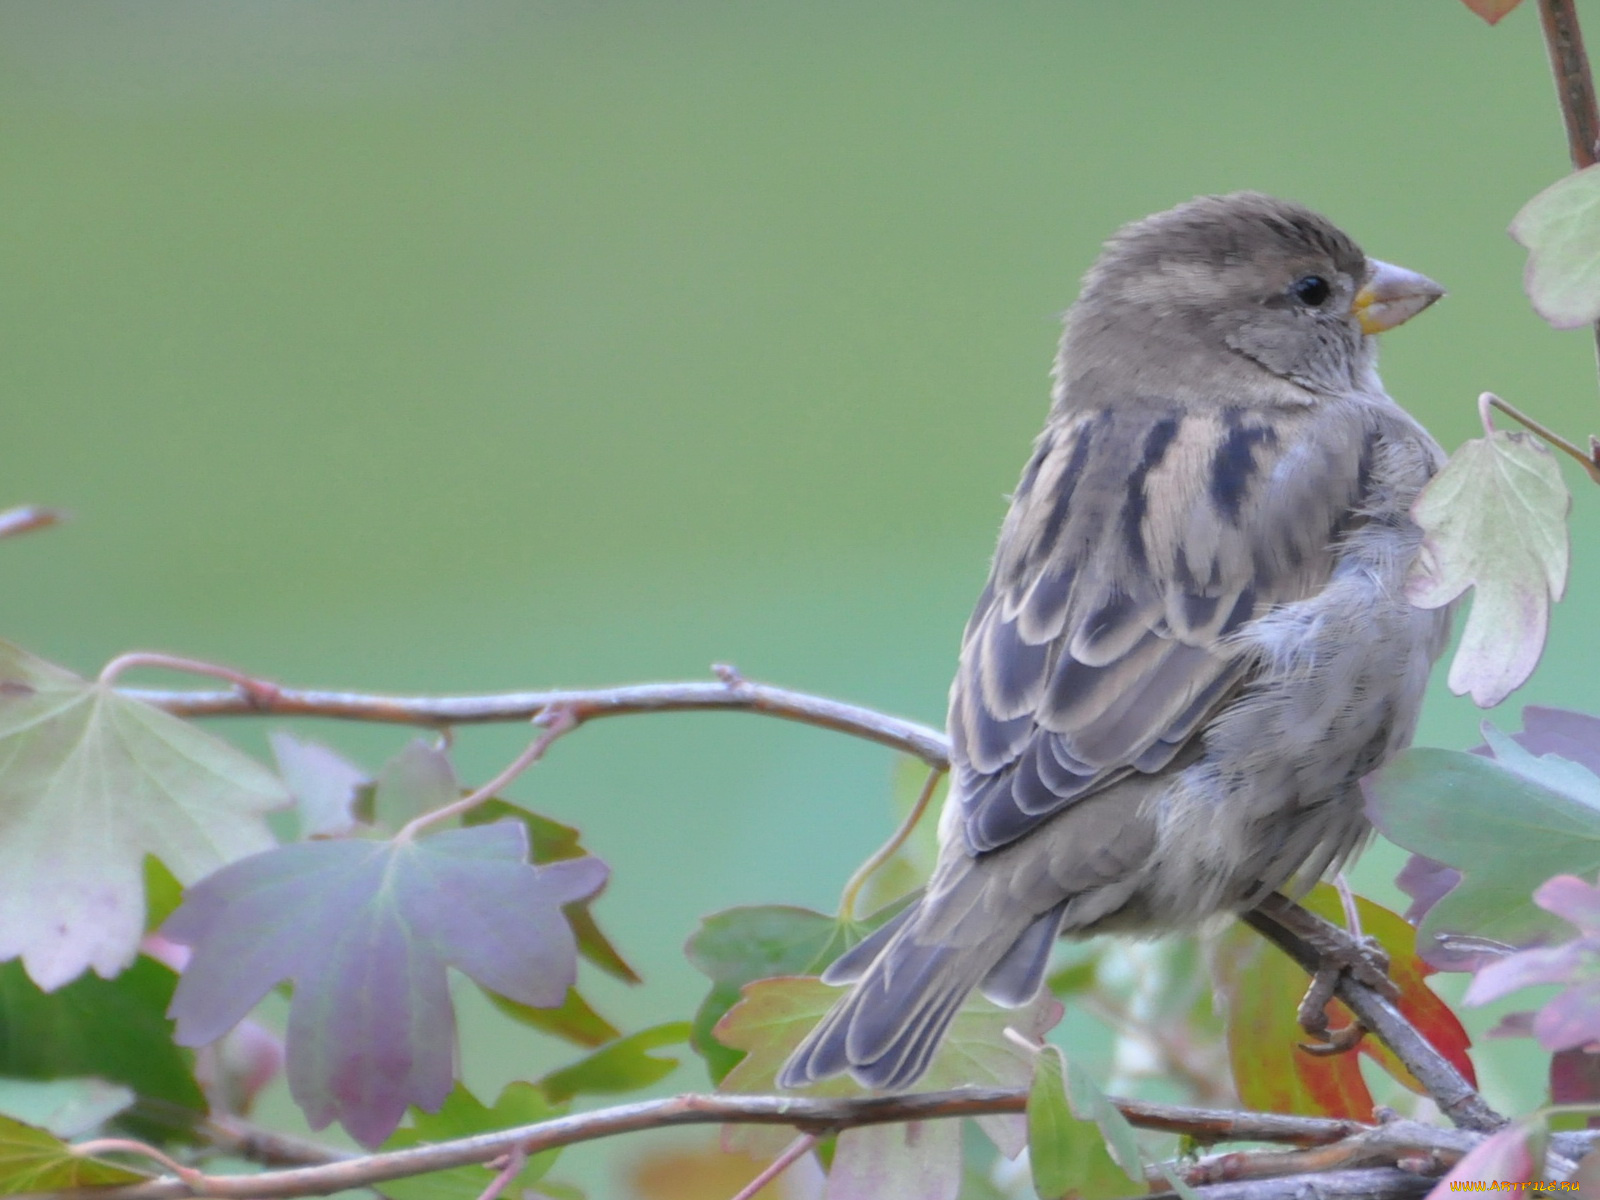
[
  {"left": 1513, "top": 165, "right": 1600, "bottom": 328},
  {"left": 685, "top": 904, "right": 879, "bottom": 1084},
  {"left": 0, "top": 643, "right": 285, "bottom": 990},
  {"left": 269, "top": 732, "right": 368, "bottom": 838},
  {"left": 1406, "top": 426, "right": 1570, "bottom": 708},
  {"left": 1366, "top": 727, "right": 1600, "bottom": 967},
  {"left": 163, "top": 821, "right": 606, "bottom": 1147},
  {"left": 0, "top": 1114, "right": 144, "bottom": 1191}
]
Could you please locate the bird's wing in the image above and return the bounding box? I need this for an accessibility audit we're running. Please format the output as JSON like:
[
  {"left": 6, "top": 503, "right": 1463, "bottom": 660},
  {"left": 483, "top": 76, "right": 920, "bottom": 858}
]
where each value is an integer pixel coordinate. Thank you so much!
[{"left": 952, "top": 398, "right": 1371, "bottom": 853}]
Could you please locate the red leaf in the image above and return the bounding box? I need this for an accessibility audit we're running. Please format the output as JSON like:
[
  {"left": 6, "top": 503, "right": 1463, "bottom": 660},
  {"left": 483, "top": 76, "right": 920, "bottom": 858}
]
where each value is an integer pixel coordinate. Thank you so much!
[
  {"left": 1457, "top": 0, "right": 1526, "bottom": 24},
  {"left": 1214, "top": 885, "right": 1476, "bottom": 1120}
]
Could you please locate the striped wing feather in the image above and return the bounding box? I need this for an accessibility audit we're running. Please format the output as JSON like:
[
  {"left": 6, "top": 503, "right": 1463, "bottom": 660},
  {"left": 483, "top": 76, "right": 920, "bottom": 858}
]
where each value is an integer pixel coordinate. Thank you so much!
[{"left": 952, "top": 399, "right": 1367, "bottom": 853}]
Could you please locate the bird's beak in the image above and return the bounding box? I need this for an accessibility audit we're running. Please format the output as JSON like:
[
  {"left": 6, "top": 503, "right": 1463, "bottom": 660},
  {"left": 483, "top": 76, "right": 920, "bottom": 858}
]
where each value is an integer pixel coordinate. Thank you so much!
[{"left": 1353, "top": 259, "right": 1445, "bottom": 334}]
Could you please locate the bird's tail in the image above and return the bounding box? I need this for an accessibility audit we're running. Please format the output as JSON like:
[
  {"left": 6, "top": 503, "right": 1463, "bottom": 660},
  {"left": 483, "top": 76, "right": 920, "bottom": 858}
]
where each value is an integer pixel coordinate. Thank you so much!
[{"left": 778, "top": 879, "right": 1065, "bottom": 1091}]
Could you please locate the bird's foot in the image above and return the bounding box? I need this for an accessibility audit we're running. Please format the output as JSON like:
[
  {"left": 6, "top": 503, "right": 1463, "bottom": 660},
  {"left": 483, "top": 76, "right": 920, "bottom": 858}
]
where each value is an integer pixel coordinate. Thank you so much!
[{"left": 1245, "top": 892, "right": 1400, "bottom": 1056}]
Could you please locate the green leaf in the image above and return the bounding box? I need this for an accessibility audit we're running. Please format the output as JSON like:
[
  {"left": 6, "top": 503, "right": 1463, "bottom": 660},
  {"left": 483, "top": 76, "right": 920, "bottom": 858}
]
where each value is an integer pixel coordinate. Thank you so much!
[
  {"left": 684, "top": 904, "right": 871, "bottom": 1082},
  {"left": 1406, "top": 425, "right": 1569, "bottom": 708},
  {"left": 0, "top": 956, "right": 205, "bottom": 1113},
  {"left": 1027, "top": 1046, "right": 1141, "bottom": 1200},
  {"left": 0, "top": 642, "right": 285, "bottom": 989},
  {"left": 1367, "top": 738, "right": 1600, "bottom": 959},
  {"left": 485, "top": 984, "right": 621, "bottom": 1048},
  {"left": 686, "top": 906, "right": 853, "bottom": 985},
  {"left": 378, "top": 1082, "right": 563, "bottom": 1200},
  {"left": 0, "top": 1114, "right": 144, "bottom": 1192},
  {"left": 0, "top": 1080, "right": 133, "bottom": 1139},
  {"left": 1063, "top": 1057, "right": 1143, "bottom": 1181},
  {"left": 373, "top": 739, "right": 459, "bottom": 830},
  {"left": 537, "top": 1022, "right": 691, "bottom": 1103},
  {"left": 1513, "top": 165, "right": 1600, "bottom": 328}
]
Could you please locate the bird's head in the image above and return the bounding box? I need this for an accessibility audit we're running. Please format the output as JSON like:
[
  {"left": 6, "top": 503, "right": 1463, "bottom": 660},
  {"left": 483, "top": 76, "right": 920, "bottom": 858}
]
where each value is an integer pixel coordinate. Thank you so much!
[{"left": 1060, "top": 192, "right": 1443, "bottom": 402}]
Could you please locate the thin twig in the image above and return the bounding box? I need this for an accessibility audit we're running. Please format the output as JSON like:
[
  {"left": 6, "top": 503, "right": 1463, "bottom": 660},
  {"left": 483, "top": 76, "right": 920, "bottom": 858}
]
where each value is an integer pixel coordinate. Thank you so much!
[
  {"left": 118, "top": 673, "right": 951, "bottom": 769},
  {"left": 728, "top": 1134, "right": 817, "bottom": 1200},
  {"left": 837, "top": 765, "right": 944, "bottom": 919},
  {"left": 41, "top": 1090, "right": 1376, "bottom": 1200},
  {"left": 395, "top": 707, "right": 578, "bottom": 841},
  {"left": 1244, "top": 895, "right": 1504, "bottom": 1134},
  {"left": 98, "top": 652, "right": 282, "bottom": 705},
  {"left": 1480, "top": 391, "right": 1600, "bottom": 482}
]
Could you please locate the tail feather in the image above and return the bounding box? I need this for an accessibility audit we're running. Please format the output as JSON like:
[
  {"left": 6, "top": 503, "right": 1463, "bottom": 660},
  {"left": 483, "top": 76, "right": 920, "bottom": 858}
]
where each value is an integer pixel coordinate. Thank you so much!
[
  {"left": 979, "top": 901, "right": 1066, "bottom": 1005},
  {"left": 778, "top": 882, "right": 1050, "bottom": 1091}
]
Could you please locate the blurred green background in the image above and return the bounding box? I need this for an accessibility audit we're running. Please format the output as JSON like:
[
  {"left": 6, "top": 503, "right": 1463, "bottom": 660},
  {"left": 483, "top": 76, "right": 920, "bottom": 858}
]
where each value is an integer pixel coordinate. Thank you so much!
[{"left": 3, "top": 1, "right": 1594, "bottom": 1191}]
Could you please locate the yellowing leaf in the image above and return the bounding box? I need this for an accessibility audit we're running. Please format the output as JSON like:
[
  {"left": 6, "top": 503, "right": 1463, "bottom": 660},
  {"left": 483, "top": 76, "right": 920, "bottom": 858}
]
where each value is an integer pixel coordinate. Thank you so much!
[
  {"left": 1513, "top": 165, "right": 1600, "bottom": 328},
  {"left": 0, "top": 1114, "right": 144, "bottom": 1192},
  {"left": 0, "top": 643, "right": 286, "bottom": 990},
  {"left": 1407, "top": 426, "right": 1570, "bottom": 707}
]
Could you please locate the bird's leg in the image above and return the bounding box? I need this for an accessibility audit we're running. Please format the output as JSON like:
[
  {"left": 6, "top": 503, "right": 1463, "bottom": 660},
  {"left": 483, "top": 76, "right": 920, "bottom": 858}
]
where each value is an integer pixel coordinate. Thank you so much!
[{"left": 1243, "top": 892, "right": 1399, "bottom": 1056}]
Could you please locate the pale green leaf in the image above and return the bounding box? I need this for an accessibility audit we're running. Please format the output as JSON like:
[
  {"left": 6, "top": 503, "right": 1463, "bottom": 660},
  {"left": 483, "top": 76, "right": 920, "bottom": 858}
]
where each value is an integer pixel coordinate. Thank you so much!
[
  {"left": 1026, "top": 1046, "right": 1140, "bottom": 1200},
  {"left": 1512, "top": 165, "right": 1600, "bottom": 328},
  {"left": 378, "top": 1082, "right": 563, "bottom": 1200},
  {"left": 0, "top": 643, "right": 286, "bottom": 990},
  {"left": 0, "top": 1114, "right": 144, "bottom": 1192},
  {"left": 1406, "top": 428, "right": 1570, "bottom": 707}
]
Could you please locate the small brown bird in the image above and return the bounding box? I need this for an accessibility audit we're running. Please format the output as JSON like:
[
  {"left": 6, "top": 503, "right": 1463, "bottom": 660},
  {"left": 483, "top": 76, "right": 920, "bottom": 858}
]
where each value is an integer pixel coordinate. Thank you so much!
[{"left": 780, "top": 192, "right": 1451, "bottom": 1091}]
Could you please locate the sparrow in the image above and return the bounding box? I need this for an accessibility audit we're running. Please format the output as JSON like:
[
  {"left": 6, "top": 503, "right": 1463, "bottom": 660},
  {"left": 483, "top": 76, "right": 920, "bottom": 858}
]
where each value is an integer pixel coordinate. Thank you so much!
[{"left": 780, "top": 192, "right": 1451, "bottom": 1091}]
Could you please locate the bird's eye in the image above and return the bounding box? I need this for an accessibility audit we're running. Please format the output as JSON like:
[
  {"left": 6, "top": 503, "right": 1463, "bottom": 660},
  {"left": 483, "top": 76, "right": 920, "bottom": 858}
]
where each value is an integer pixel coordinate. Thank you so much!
[{"left": 1292, "top": 275, "right": 1331, "bottom": 306}]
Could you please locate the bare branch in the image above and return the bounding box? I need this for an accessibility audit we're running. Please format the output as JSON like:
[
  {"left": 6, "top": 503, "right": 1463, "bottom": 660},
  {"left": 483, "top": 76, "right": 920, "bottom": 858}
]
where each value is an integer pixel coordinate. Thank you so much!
[
  {"left": 118, "top": 672, "right": 951, "bottom": 769},
  {"left": 46, "top": 1090, "right": 1377, "bottom": 1200},
  {"left": 1148, "top": 1167, "right": 1435, "bottom": 1200}
]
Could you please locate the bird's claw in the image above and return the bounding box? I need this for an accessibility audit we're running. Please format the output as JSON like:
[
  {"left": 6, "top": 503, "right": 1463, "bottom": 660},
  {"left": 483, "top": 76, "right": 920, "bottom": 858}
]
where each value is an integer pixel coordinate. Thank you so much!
[{"left": 1294, "top": 934, "right": 1397, "bottom": 1056}]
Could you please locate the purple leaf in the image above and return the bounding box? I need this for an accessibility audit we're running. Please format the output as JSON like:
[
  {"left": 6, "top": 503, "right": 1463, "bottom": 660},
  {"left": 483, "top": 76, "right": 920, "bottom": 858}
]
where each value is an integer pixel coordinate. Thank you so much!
[
  {"left": 163, "top": 822, "right": 605, "bottom": 1146},
  {"left": 1515, "top": 708, "right": 1600, "bottom": 774},
  {"left": 826, "top": 1119, "right": 961, "bottom": 1200},
  {"left": 1536, "top": 875, "right": 1600, "bottom": 932},
  {"left": 1534, "top": 978, "right": 1600, "bottom": 1052},
  {"left": 1485, "top": 1012, "right": 1537, "bottom": 1039},
  {"left": 1396, "top": 855, "right": 1461, "bottom": 926},
  {"left": 1551, "top": 1047, "right": 1600, "bottom": 1116},
  {"left": 1425, "top": 1122, "right": 1544, "bottom": 1200},
  {"left": 1464, "top": 944, "right": 1584, "bottom": 1007},
  {"left": 269, "top": 733, "right": 368, "bottom": 838}
]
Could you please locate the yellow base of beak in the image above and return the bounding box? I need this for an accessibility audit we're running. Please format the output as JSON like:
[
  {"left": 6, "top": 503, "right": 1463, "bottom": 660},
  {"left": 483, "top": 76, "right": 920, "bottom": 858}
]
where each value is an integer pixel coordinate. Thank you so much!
[{"left": 1354, "top": 259, "right": 1445, "bottom": 334}]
